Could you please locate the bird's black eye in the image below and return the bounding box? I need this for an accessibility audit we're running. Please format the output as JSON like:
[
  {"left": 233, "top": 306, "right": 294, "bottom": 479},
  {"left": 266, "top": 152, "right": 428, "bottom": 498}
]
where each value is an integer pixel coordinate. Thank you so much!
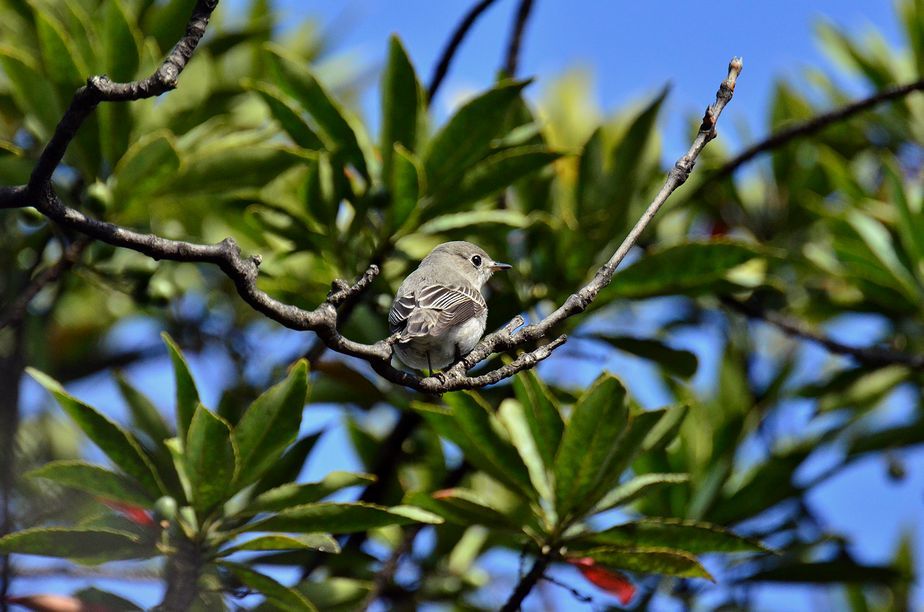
[{"left": 471, "top": 255, "right": 482, "bottom": 267}]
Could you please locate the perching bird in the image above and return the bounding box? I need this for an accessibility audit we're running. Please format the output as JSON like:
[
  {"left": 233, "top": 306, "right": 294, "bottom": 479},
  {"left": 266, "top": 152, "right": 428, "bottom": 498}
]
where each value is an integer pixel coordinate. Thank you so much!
[{"left": 389, "top": 241, "right": 511, "bottom": 372}]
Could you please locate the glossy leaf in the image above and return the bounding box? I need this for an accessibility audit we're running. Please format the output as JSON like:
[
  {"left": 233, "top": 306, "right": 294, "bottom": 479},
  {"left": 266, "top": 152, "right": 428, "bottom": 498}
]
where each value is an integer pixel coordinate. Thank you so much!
[
  {"left": 114, "top": 372, "right": 172, "bottom": 448},
  {"left": 233, "top": 360, "right": 309, "bottom": 487},
  {"left": 221, "top": 562, "right": 317, "bottom": 611},
  {"left": 389, "top": 144, "right": 423, "bottom": 231},
  {"left": 579, "top": 518, "right": 767, "bottom": 553},
  {"left": 242, "top": 502, "right": 443, "bottom": 534},
  {"left": 404, "top": 489, "right": 520, "bottom": 531},
  {"left": 591, "top": 473, "right": 689, "bottom": 515},
  {"left": 496, "top": 399, "right": 553, "bottom": 502},
  {"left": 245, "top": 472, "right": 376, "bottom": 514},
  {"left": 381, "top": 35, "right": 423, "bottom": 182},
  {"left": 186, "top": 404, "right": 237, "bottom": 515},
  {"left": 220, "top": 534, "right": 340, "bottom": 556},
  {"left": 553, "top": 373, "right": 628, "bottom": 518},
  {"left": 0, "top": 528, "right": 146, "bottom": 563},
  {"left": 576, "top": 546, "right": 713, "bottom": 580},
  {"left": 423, "top": 80, "right": 529, "bottom": 187},
  {"left": 27, "top": 369, "right": 164, "bottom": 499},
  {"left": 251, "top": 432, "right": 322, "bottom": 496},
  {"left": 162, "top": 333, "right": 199, "bottom": 441},
  {"left": 511, "top": 370, "right": 563, "bottom": 470},
  {"left": 27, "top": 460, "right": 152, "bottom": 507},
  {"left": 249, "top": 81, "right": 325, "bottom": 149}
]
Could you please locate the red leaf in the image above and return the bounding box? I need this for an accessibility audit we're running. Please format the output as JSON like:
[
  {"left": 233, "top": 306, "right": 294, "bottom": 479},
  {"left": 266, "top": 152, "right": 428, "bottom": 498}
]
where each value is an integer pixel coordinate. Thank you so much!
[
  {"left": 432, "top": 489, "right": 457, "bottom": 499},
  {"left": 568, "top": 557, "right": 636, "bottom": 605},
  {"left": 98, "top": 499, "right": 155, "bottom": 527}
]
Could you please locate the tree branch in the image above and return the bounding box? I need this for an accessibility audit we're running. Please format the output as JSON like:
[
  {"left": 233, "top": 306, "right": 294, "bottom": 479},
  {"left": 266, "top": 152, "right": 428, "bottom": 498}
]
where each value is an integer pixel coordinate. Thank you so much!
[
  {"left": 501, "top": 552, "right": 552, "bottom": 611},
  {"left": 723, "top": 296, "right": 924, "bottom": 370},
  {"left": 501, "top": 0, "right": 536, "bottom": 78},
  {"left": 0, "top": 0, "right": 742, "bottom": 393},
  {"left": 707, "top": 77, "right": 924, "bottom": 183},
  {"left": 427, "top": 0, "right": 502, "bottom": 101}
]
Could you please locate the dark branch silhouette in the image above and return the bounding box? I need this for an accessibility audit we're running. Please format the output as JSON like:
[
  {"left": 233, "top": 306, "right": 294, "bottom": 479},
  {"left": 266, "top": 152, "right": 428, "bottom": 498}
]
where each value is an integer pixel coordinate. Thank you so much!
[
  {"left": 502, "top": 0, "right": 536, "bottom": 77},
  {"left": 427, "top": 0, "right": 502, "bottom": 101}
]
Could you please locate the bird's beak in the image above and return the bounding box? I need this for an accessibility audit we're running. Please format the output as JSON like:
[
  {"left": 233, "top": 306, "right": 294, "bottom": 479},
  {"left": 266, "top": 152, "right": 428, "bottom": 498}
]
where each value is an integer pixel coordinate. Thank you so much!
[{"left": 490, "top": 262, "right": 512, "bottom": 271}]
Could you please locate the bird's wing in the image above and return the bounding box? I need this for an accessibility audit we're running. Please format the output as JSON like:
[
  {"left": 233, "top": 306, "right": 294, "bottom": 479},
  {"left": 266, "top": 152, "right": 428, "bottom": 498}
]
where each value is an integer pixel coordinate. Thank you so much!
[{"left": 390, "top": 284, "right": 486, "bottom": 340}]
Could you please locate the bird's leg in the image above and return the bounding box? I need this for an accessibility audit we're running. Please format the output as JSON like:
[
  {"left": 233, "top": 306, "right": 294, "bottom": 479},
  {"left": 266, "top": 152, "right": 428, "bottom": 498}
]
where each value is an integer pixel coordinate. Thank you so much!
[{"left": 427, "top": 352, "right": 433, "bottom": 377}]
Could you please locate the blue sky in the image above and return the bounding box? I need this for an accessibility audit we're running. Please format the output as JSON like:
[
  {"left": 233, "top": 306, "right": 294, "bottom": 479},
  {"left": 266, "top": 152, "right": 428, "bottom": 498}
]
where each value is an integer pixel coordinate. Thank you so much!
[{"left": 12, "top": 1, "right": 922, "bottom": 610}]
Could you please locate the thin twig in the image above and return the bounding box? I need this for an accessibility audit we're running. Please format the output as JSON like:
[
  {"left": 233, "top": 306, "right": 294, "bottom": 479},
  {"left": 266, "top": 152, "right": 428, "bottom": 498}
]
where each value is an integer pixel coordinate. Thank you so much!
[
  {"left": 708, "top": 77, "right": 924, "bottom": 184},
  {"left": 501, "top": 0, "right": 536, "bottom": 78},
  {"left": 0, "top": 237, "right": 90, "bottom": 330},
  {"left": 427, "top": 0, "right": 502, "bottom": 101},
  {"left": 723, "top": 297, "right": 924, "bottom": 370},
  {"left": 543, "top": 574, "right": 594, "bottom": 604},
  {"left": 501, "top": 552, "right": 552, "bottom": 611}
]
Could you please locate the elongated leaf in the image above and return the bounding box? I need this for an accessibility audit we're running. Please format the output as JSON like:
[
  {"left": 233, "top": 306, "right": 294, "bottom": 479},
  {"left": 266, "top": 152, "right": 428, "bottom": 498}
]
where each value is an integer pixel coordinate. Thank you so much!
[
  {"left": 404, "top": 490, "right": 520, "bottom": 531},
  {"left": 433, "top": 146, "right": 560, "bottom": 211},
  {"left": 35, "top": 12, "right": 85, "bottom": 86},
  {"left": 114, "top": 373, "right": 172, "bottom": 447},
  {"left": 102, "top": 0, "right": 140, "bottom": 81},
  {"left": 0, "top": 528, "right": 145, "bottom": 563},
  {"left": 439, "top": 393, "right": 534, "bottom": 499},
  {"left": 265, "top": 44, "right": 371, "bottom": 178},
  {"left": 641, "top": 404, "right": 689, "bottom": 452},
  {"left": 243, "top": 502, "right": 442, "bottom": 534},
  {"left": 576, "top": 547, "right": 713, "bottom": 580},
  {"left": 512, "top": 370, "right": 563, "bottom": 469},
  {"left": 252, "top": 432, "right": 322, "bottom": 496},
  {"left": 496, "top": 399, "right": 553, "bottom": 502},
  {"left": 234, "top": 361, "right": 308, "bottom": 487},
  {"left": 579, "top": 518, "right": 767, "bottom": 553},
  {"left": 249, "top": 81, "right": 324, "bottom": 149},
  {"left": 390, "top": 144, "right": 422, "bottom": 231},
  {"left": 112, "top": 132, "right": 181, "bottom": 202},
  {"left": 846, "top": 210, "right": 923, "bottom": 302},
  {"left": 28, "top": 461, "right": 152, "bottom": 507},
  {"left": 884, "top": 159, "right": 924, "bottom": 279},
  {"left": 298, "top": 578, "right": 371, "bottom": 609},
  {"left": 381, "top": 35, "right": 423, "bottom": 182},
  {"left": 221, "top": 562, "right": 317, "bottom": 611},
  {"left": 220, "top": 534, "right": 339, "bottom": 556},
  {"left": 417, "top": 209, "right": 533, "bottom": 234},
  {"left": 591, "top": 473, "right": 689, "bottom": 515},
  {"left": 0, "top": 46, "right": 62, "bottom": 137},
  {"left": 593, "top": 335, "right": 698, "bottom": 378},
  {"left": 553, "top": 374, "right": 628, "bottom": 518},
  {"left": 245, "top": 472, "right": 376, "bottom": 514},
  {"left": 607, "top": 241, "right": 766, "bottom": 299},
  {"left": 162, "top": 333, "right": 199, "bottom": 441},
  {"left": 424, "top": 80, "right": 529, "bottom": 187},
  {"left": 590, "top": 409, "right": 667, "bottom": 499},
  {"left": 27, "top": 369, "right": 163, "bottom": 498},
  {"left": 186, "top": 405, "right": 237, "bottom": 515},
  {"left": 169, "top": 146, "right": 305, "bottom": 196},
  {"left": 747, "top": 560, "right": 902, "bottom": 584}
]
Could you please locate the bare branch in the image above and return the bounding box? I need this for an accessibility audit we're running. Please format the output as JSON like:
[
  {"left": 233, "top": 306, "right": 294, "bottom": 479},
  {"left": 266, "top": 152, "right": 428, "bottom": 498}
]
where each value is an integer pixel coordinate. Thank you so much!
[
  {"left": 723, "top": 296, "right": 924, "bottom": 370},
  {"left": 501, "top": 552, "right": 553, "bottom": 611},
  {"left": 708, "top": 77, "right": 924, "bottom": 184},
  {"left": 441, "top": 57, "right": 744, "bottom": 382},
  {"left": 427, "top": 0, "right": 502, "bottom": 101},
  {"left": 502, "top": 0, "right": 536, "bottom": 78}
]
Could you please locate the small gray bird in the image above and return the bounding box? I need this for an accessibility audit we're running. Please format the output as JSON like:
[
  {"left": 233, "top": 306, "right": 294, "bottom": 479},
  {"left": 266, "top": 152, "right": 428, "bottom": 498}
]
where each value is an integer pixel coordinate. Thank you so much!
[{"left": 389, "top": 241, "right": 511, "bottom": 371}]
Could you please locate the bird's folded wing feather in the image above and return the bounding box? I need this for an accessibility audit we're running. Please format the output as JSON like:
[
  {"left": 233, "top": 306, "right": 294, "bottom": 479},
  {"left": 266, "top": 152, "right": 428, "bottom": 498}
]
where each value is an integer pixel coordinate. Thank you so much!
[{"left": 389, "top": 284, "right": 486, "bottom": 339}]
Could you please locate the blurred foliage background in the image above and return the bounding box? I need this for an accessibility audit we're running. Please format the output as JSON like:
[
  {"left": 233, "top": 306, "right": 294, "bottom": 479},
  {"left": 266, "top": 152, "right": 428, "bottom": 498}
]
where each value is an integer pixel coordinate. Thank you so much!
[{"left": 0, "top": 0, "right": 923, "bottom": 609}]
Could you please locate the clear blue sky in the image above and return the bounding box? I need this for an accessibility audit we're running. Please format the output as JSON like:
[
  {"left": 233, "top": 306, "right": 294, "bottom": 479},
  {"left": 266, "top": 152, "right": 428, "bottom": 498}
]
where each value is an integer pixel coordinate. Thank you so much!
[{"left": 14, "top": 1, "right": 921, "bottom": 610}]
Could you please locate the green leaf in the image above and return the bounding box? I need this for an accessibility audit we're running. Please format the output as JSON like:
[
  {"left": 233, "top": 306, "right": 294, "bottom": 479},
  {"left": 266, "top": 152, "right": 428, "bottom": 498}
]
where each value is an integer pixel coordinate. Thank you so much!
[
  {"left": 27, "top": 460, "right": 152, "bottom": 507},
  {"left": 169, "top": 146, "right": 306, "bottom": 196},
  {"left": 35, "top": 12, "right": 85, "bottom": 86},
  {"left": 102, "top": 0, "right": 140, "bottom": 81},
  {"left": 591, "top": 473, "right": 689, "bottom": 515},
  {"left": 220, "top": 534, "right": 340, "bottom": 556},
  {"left": 233, "top": 360, "right": 308, "bottom": 487},
  {"left": 592, "top": 335, "right": 698, "bottom": 378},
  {"left": 431, "top": 392, "right": 535, "bottom": 499},
  {"left": 580, "top": 518, "right": 767, "bottom": 553},
  {"left": 186, "top": 404, "right": 237, "bottom": 515},
  {"left": 512, "top": 370, "right": 563, "bottom": 470},
  {"left": 389, "top": 144, "right": 422, "bottom": 231},
  {"left": 606, "top": 241, "right": 766, "bottom": 299},
  {"left": 249, "top": 81, "right": 324, "bottom": 149},
  {"left": 298, "top": 578, "right": 371, "bottom": 609},
  {"left": 0, "top": 528, "right": 145, "bottom": 563},
  {"left": 162, "top": 333, "right": 199, "bottom": 441},
  {"left": 884, "top": 159, "right": 924, "bottom": 279},
  {"left": 641, "top": 404, "right": 689, "bottom": 452},
  {"left": 404, "top": 490, "right": 521, "bottom": 531},
  {"left": 265, "top": 44, "right": 371, "bottom": 179},
  {"left": 27, "top": 369, "right": 164, "bottom": 499},
  {"left": 496, "top": 399, "right": 553, "bottom": 502},
  {"left": 432, "top": 146, "right": 561, "bottom": 211},
  {"left": 112, "top": 132, "right": 181, "bottom": 203},
  {"left": 553, "top": 373, "right": 628, "bottom": 518},
  {"left": 591, "top": 409, "right": 667, "bottom": 497},
  {"left": 747, "top": 560, "right": 902, "bottom": 584},
  {"left": 423, "top": 80, "right": 529, "bottom": 187},
  {"left": 846, "top": 210, "right": 923, "bottom": 303},
  {"left": 417, "top": 209, "right": 534, "bottom": 235},
  {"left": 221, "top": 562, "right": 317, "bottom": 611},
  {"left": 242, "top": 502, "right": 442, "bottom": 534},
  {"left": 251, "top": 433, "right": 322, "bottom": 496},
  {"left": 245, "top": 472, "right": 376, "bottom": 514},
  {"left": 0, "top": 46, "right": 62, "bottom": 138},
  {"left": 114, "top": 372, "right": 173, "bottom": 448},
  {"left": 575, "top": 546, "right": 713, "bottom": 580},
  {"left": 73, "top": 588, "right": 142, "bottom": 611},
  {"left": 380, "top": 35, "right": 423, "bottom": 183}
]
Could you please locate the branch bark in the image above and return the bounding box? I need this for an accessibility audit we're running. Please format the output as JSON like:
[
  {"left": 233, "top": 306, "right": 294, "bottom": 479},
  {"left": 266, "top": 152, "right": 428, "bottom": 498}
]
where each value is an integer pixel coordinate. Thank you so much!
[
  {"left": 500, "top": 552, "right": 552, "bottom": 611},
  {"left": 501, "top": 0, "right": 536, "bottom": 78}
]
